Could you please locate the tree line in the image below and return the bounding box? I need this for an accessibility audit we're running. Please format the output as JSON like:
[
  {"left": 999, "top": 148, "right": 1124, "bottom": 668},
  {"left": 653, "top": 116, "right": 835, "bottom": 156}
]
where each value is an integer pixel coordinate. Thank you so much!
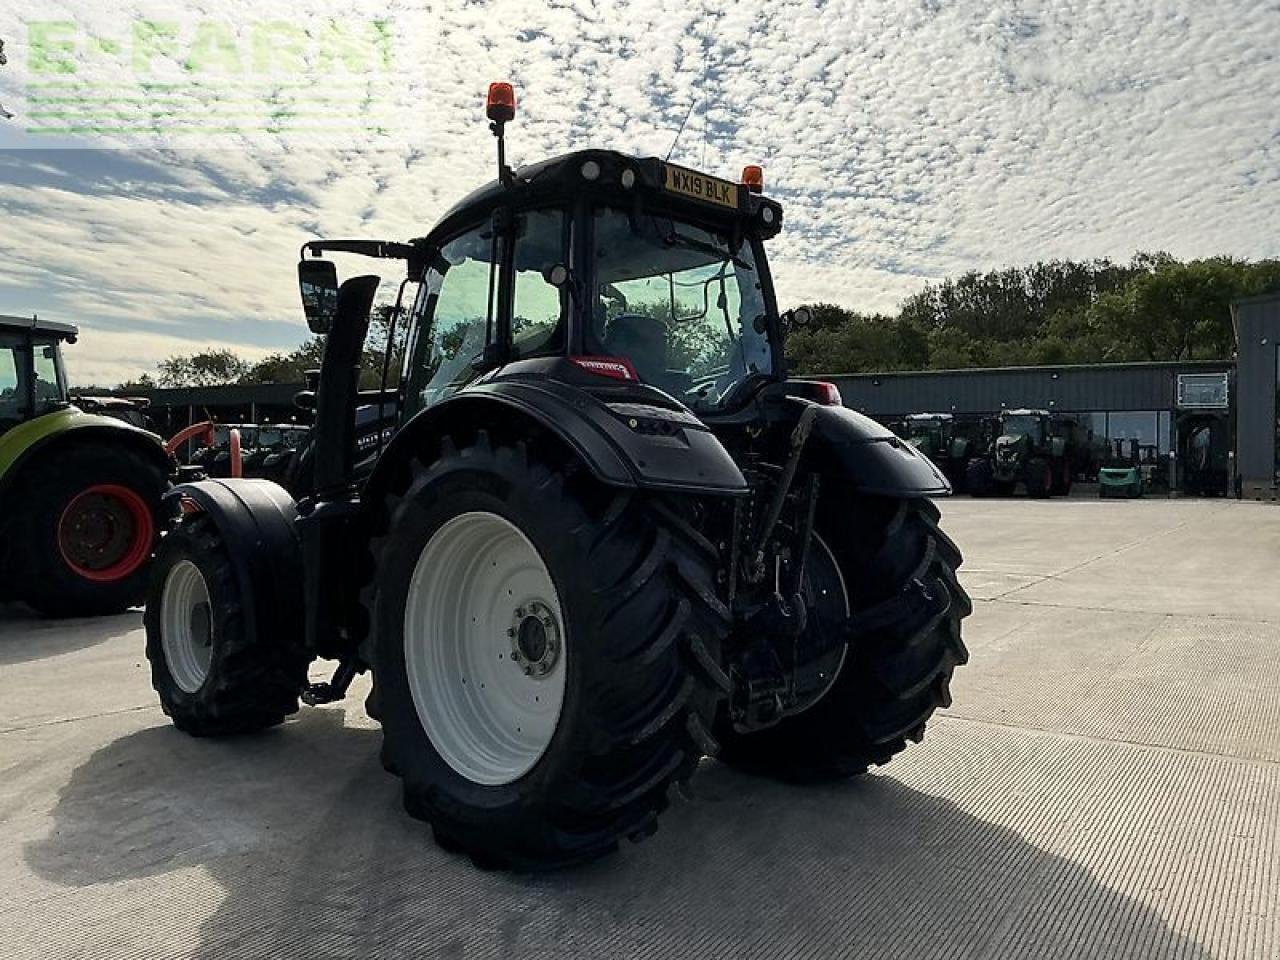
[
  {"left": 785, "top": 253, "right": 1280, "bottom": 375},
  {"left": 115, "top": 253, "right": 1280, "bottom": 390},
  {"left": 119, "top": 305, "right": 405, "bottom": 391}
]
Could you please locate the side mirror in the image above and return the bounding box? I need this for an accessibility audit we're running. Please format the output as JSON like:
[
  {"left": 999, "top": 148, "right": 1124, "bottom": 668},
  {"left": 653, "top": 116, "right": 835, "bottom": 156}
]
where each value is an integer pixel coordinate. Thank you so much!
[{"left": 298, "top": 259, "right": 339, "bottom": 334}]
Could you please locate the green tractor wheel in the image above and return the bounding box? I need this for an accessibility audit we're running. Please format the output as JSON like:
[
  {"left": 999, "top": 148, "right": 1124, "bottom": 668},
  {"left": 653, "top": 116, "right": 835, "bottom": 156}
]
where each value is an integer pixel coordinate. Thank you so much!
[{"left": 7, "top": 442, "right": 169, "bottom": 617}]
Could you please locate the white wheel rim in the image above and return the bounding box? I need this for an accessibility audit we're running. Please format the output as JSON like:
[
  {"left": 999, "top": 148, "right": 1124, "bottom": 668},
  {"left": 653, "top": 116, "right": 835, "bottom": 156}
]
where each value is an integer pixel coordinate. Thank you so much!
[
  {"left": 160, "top": 560, "right": 213, "bottom": 694},
  {"left": 404, "top": 511, "right": 567, "bottom": 786}
]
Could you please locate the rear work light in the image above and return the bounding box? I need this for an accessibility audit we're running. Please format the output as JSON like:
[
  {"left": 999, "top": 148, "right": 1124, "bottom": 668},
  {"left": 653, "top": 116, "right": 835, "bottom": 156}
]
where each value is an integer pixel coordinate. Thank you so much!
[{"left": 570, "top": 356, "right": 638, "bottom": 382}]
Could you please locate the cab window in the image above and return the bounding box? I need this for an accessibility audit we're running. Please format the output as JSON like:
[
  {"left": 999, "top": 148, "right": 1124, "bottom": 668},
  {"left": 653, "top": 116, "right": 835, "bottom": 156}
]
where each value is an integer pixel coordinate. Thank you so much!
[
  {"left": 510, "top": 209, "right": 566, "bottom": 359},
  {"left": 32, "top": 342, "right": 64, "bottom": 413},
  {"left": 402, "top": 211, "right": 569, "bottom": 418},
  {"left": 402, "top": 225, "right": 495, "bottom": 417},
  {"left": 0, "top": 344, "right": 21, "bottom": 429},
  {"left": 590, "top": 207, "right": 771, "bottom": 411}
]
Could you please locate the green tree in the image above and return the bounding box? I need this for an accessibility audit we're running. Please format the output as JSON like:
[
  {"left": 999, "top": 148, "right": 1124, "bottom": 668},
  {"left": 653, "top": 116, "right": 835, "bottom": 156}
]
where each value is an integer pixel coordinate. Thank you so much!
[{"left": 155, "top": 349, "right": 249, "bottom": 387}]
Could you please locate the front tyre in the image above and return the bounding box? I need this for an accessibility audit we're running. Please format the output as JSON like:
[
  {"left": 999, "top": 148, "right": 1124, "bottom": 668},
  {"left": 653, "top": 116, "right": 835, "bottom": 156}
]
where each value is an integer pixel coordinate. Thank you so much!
[
  {"left": 715, "top": 496, "right": 971, "bottom": 781},
  {"left": 144, "top": 516, "right": 311, "bottom": 735},
  {"left": 367, "top": 433, "right": 729, "bottom": 870}
]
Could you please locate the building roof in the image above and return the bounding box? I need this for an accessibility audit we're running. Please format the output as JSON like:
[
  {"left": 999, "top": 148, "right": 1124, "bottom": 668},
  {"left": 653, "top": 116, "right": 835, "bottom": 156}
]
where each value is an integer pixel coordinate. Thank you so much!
[{"left": 822, "top": 358, "right": 1234, "bottom": 381}]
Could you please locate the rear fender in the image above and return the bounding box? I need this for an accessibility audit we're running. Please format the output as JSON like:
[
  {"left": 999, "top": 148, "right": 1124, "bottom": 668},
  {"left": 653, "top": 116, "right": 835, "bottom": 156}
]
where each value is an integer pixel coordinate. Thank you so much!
[
  {"left": 807, "top": 406, "right": 951, "bottom": 497},
  {"left": 0, "top": 408, "right": 171, "bottom": 501},
  {"left": 169, "top": 479, "right": 305, "bottom": 653},
  {"left": 363, "top": 381, "right": 748, "bottom": 510}
]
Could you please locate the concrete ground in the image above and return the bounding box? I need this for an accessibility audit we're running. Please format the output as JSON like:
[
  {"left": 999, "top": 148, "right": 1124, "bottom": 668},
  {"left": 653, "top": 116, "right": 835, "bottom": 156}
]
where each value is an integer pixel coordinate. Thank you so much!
[{"left": 2, "top": 498, "right": 1278, "bottom": 959}]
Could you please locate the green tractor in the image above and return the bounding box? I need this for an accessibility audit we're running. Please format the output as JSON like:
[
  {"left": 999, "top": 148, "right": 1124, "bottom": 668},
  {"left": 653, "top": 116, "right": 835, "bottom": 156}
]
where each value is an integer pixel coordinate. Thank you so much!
[
  {"left": 896, "top": 413, "right": 976, "bottom": 491},
  {"left": 0, "top": 315, "right": 171, "bottom": 616},
  {"left": 142, "top": 85, "right": 971, "bottom": 870},
  {"left": 966, "top": 408, "right": 1078, "bottom": 498}
]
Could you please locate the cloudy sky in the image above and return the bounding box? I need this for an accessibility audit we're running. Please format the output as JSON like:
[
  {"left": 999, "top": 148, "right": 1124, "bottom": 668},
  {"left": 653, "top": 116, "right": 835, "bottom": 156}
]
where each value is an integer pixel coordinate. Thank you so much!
[{"left": 0, "top": 0, "right": 1277, "bottom": 385}]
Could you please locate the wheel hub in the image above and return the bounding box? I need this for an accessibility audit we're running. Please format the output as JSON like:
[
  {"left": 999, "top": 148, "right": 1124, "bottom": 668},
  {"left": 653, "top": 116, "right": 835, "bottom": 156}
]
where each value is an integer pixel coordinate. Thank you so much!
[
  {"left": 509, "top": 601, "right": 560, "bottom": 677},
  {"left": 403, "top": 511, "right": 568, "bottom": 786},
  {"left": 159, "top": 560, "right": 213, "bottom": 694},
  {"left": 57, "top": 483, "right": 154, "bottom": 582}
]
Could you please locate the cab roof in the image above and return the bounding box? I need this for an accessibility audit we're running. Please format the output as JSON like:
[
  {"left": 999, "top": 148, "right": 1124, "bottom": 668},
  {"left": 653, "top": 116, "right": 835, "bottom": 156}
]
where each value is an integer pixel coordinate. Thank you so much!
[
  {"left": 423, "top": 149, "right": 782, "bottom": 245},
  {"left": 0, "top": 314, "right": 78, "bottom": 340}
]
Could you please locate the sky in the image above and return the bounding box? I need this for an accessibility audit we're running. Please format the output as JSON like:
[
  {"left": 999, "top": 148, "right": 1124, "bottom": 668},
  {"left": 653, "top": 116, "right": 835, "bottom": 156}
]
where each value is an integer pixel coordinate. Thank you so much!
[{"left": 0, "top": 0, "right": 1277, "bottom": 386}]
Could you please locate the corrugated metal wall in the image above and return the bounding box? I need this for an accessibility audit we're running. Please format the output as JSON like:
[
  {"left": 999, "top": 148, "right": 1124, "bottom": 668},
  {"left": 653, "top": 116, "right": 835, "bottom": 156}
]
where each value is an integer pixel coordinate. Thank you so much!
[
  {"left": 827, "top": 361, "right": 1235, "bottom": 417},
  {"left": 1231, "top": 294, "right": 1280, "bottom": 496}
]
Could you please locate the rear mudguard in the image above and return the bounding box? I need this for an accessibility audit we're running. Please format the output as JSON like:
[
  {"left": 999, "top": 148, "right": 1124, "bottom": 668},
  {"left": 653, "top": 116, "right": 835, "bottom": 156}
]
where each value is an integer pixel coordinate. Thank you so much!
[
  {"left": 807, "top": 405, "right": 952, "bottom": 498},
  {"left": 0, "top": 406, "right": 170, "bottom": 500},
  {"left": 168, "top": 478, "right": 305, "bottom": 652},
  {"left": 365, "top": 378, "right": 749, "bottom": 506}
]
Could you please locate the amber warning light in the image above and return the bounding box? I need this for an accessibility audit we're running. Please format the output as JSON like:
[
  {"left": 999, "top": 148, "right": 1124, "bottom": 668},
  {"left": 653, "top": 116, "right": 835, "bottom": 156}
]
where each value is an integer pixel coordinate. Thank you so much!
[
  {"left": 487, "top": 82, "right": 516, "bottom": 123},
  {"left": 741, "top": 165, "right": 764, "bottom": 194}
]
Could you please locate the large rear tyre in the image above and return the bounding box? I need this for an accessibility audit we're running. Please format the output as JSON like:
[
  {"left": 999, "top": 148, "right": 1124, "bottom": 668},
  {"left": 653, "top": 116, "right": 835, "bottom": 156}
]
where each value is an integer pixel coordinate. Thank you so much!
[
  {"left": 366, "top": 432, "right": 730, "bottom": 870},
  {"left": 714, "top": 496, "right": 971, "bottom": 782},
  {"left": 13, "top": 443, "right": 168, "bottom": 617},
  {"left": 144, "top": 516, "right": 311, "bottom": 735}
]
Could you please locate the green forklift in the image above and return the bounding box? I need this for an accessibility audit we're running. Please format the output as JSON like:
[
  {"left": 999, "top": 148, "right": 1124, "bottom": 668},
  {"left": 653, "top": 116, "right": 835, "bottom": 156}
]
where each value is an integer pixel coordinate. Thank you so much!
[{"left": 0, "top": 315, "right": 171, "bottom": 616}]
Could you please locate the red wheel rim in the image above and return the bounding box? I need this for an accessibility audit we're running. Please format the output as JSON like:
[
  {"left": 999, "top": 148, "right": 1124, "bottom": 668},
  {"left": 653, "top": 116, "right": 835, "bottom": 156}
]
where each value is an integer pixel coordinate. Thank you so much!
[{"left": 57, "top": 484, "right": 154, "bottom": 582}]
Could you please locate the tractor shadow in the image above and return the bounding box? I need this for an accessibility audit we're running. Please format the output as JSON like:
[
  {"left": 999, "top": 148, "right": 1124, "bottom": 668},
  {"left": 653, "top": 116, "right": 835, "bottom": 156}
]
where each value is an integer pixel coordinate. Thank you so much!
[
  {"left": 0, "top": 603, "right": 139, "bottom": 666},
  {"left": 26, "top": 708, "right": 1212, "bottom": 960}
]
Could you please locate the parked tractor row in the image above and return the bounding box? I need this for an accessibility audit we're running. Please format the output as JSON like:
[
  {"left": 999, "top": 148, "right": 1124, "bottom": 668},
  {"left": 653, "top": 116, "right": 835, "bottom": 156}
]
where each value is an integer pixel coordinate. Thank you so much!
[{"left": 890, "top": 409, "right": 1094, "bottom": 498}]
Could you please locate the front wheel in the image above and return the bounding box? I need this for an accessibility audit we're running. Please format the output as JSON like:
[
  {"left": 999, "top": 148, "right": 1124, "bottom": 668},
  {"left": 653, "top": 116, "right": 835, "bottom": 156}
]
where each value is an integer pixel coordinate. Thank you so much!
[
  {"left": 144, "top": 516, "right": 311, "bottom": 735},
  {"left": 367, "top": 432, "right": 730, "bottom": 869},
  {"left": 714, "top": 495, "right": 971, "bottom": 781}
]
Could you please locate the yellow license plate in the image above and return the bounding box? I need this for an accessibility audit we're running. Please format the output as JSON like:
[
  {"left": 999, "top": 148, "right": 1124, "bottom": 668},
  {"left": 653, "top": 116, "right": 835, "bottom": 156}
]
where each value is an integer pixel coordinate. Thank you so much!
[{"left": 662, "top": 164, "right": 739, "bottom": 209}]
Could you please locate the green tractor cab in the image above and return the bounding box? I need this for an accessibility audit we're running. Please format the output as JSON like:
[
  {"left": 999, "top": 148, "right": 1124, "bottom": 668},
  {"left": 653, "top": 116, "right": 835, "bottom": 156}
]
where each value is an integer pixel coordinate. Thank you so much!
[
  {"left": 143, "top": 84, "right": 971, "bottom": 870},
  {"left": 0, "top": 315, "right": 171, "bottom": 616},
  {"left": 897, "top": 413, "right": 975, "bottom": 490}
]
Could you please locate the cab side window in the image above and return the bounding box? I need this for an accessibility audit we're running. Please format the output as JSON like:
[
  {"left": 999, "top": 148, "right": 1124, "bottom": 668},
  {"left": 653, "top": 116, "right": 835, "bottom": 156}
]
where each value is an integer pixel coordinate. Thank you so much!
[
  {"left": 510, "top": 209, "right": 566, "bottom": 359},
  {"left": 0, "top": 344, "right": 21, "bottom": 429},
  {"left": 402, "top": 225, "right": 495, "bottom": 417},
  {"left": 32, "top": 343, "right": 63, "bottom": 413}
]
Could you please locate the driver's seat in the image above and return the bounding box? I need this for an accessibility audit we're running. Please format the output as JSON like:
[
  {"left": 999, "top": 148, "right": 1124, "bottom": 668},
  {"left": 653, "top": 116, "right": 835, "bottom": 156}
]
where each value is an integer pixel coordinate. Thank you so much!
[{"left": 604, "top": 313, "right": 667, "bottom": 386}]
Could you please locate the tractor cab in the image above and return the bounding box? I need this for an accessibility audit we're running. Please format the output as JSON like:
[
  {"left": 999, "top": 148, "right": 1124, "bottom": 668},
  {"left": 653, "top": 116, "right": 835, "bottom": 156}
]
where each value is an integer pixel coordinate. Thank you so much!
[
  {"left": 901, "top": 413, "right": 955, "bottom": 458},
  {"left": 998, "top": 409, "right": 1050, "bottom": 446},
  {"left": 297, "top": 82, "right": 790, "bottom": 450},
  {"left": 0, "top": 315, "right": 74, "bottom": 436}
]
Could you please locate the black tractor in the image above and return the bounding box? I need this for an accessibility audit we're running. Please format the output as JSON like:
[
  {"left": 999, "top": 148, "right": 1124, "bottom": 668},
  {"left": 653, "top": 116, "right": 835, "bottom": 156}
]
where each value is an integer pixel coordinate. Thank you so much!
[
  {"left": 144, "top": 85, "right": 971, "bottom": 870},
  {"left": 895, "top": 413, "right": 976, "bottom": 491},
  {"left": 967, "top": 408, "right": 1079, "bottom": 498}
]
